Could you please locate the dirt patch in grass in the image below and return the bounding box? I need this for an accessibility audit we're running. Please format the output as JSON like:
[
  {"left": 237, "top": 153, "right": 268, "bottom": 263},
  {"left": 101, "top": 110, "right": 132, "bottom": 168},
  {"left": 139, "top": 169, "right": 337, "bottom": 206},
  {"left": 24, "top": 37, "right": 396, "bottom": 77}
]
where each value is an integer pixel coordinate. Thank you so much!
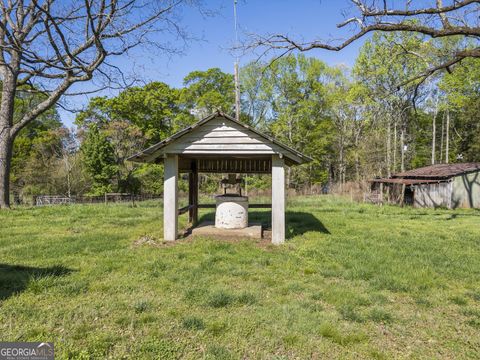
[
  {"left": 132, "top": 235, "right": 164, "bottom": 247},
  {"left": 180, "top": 228, "right": 276, "bottom": 250}
]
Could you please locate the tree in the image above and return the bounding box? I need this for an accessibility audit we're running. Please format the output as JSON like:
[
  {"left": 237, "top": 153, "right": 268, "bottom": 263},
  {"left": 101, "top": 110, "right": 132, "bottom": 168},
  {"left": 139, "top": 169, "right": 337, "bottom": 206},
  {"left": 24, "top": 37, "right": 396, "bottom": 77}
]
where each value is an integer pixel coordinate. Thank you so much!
[
  {"left": 12, "top": 119, "right": 66, "bottom": 201},
  {"left": 76, "top": 80, "right": 198, "bottom": 195},
  {"left": 10, "top": 93, "right": 63, "bottom": 201},
  {"left": 251, "top": 0, "right": 479, "bottom": 84},
  {"left": 330, "top": 80, "right": 371, "bottom": 185},
  {"left": 76, "top": 82, "right": 192, "bottom": 145},
  {"left": 81, "top": 124, "right": 116, "bottom": 195},
  {"left": 240, "top": 62, "right": 274, "bottom": 128},
  {"left": 353, "top": 32, "right": 427, "bottom": 175},
  {"left": 181, "top": 68, "right": 235, "bottom": 118},
  {"left": 439, "top": 58, "right": 480, "bottom": 162},
  {"left": 0, "top": 0, "right": 192, "bottom": 208},
  {"left": 103, "top": 120, "right": 146, "bottom": 193},
  {"left": 53, "top": 128, "right": 87, "bottom": 198},
  {"left": 241, "top": 55, "right": 340, "bottom": 187}
]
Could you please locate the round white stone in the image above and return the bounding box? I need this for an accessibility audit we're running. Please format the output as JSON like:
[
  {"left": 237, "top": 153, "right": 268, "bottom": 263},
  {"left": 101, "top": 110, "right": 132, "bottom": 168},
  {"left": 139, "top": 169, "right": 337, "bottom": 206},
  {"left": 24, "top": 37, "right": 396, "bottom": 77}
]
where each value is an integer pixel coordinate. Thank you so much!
[{"left": 215, "top": 195, "right": 248, "bottom": 229}]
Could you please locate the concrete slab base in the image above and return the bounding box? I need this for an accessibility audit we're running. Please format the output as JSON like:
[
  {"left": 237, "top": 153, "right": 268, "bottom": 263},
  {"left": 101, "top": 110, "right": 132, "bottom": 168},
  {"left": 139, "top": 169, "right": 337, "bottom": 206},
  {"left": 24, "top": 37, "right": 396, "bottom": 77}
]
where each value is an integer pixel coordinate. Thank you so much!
[{"left": 191, "top": 222, "right": 262, "bottom": 239}]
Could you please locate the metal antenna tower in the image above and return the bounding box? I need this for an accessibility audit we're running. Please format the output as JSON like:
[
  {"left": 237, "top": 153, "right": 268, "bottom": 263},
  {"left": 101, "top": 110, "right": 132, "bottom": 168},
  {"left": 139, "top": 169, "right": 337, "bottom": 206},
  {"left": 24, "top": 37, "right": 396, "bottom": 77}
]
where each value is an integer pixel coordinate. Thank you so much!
[{"left": 233, "top": 0, "right": 241, "bottom": 122}]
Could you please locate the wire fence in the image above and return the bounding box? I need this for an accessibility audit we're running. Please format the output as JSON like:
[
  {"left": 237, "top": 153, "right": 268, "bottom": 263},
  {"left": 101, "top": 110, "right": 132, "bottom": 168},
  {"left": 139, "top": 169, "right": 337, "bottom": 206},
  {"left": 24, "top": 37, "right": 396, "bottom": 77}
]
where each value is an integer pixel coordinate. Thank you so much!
[
  {"left": 33, "top": 193, "right": 162, "bottom": 206},
  {"left": 32, "top": 185, "right": 341, "bottom": 207}
]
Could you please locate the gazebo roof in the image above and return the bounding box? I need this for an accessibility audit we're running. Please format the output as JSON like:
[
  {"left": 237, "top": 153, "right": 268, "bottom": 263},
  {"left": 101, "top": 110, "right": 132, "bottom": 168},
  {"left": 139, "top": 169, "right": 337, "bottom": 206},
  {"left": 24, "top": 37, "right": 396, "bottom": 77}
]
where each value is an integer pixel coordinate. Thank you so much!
[{"left": 128, "top": 111, "right": 312, "bottom": 166}]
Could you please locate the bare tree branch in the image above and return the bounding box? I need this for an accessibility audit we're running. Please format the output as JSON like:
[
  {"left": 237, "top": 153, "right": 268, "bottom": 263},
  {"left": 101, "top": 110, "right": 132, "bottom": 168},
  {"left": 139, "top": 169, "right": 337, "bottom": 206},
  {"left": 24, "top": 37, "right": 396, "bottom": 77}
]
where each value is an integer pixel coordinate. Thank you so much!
[
  {"left": 248, "top": 0, "right": 480, "bottom": 84},
  {"left": 0, "top": 0, "right": 195, "bottom": 208}
]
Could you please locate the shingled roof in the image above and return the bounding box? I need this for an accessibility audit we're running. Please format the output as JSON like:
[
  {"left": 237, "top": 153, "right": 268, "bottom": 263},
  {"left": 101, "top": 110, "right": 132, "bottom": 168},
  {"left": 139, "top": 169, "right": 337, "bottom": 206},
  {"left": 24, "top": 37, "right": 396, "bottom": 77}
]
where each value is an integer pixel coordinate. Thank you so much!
[
  {"left": 371, "top": 163, "right": 480, "bottom": 186},
  {"left": 371, "top": 178, "right": 443, "bottom": 185},
  {"left": 392, "top": 163, "right": 480, "bottom": 179}
]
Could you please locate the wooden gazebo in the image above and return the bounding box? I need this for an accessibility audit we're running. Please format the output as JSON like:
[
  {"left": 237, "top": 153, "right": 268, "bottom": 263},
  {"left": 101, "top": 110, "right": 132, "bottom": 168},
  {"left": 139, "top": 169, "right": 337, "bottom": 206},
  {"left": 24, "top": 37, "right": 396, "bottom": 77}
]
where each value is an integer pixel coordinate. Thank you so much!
[{"left": 128, "top": 111, "right": 312, "bottom": 244}]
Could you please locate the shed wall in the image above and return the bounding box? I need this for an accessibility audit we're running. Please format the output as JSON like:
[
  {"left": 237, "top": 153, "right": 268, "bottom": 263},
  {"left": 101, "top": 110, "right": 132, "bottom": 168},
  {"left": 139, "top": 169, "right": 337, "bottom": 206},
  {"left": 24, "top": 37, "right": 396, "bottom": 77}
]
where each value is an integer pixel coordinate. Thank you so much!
[
  {"left": 451, "top": 171, "right": 480, "bottom": 208},
  {"left": 413, "top": 182, "right": 452, "bottom": 208}
]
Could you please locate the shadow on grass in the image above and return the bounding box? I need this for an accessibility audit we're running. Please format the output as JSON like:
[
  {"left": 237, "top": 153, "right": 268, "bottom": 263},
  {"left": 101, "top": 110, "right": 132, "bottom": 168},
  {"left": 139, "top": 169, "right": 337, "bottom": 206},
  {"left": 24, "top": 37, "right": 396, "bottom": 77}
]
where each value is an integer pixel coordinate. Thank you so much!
[
  {"left": 0, "top": 264, "right": 73, "bottom": 301},
  {"left": 198, "top": 210, "right": 329, "bottom": 239}
]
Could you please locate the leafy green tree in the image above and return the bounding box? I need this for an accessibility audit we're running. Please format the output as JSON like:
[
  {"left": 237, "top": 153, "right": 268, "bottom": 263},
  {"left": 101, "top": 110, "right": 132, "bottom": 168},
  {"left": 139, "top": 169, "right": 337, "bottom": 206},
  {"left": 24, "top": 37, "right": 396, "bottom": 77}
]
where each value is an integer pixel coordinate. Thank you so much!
[
  {"left": 103, "top": 120, "right": 147, "bottom": 194},
  {"left": 240, "top": 62, "right": 273, "bottom": 128},
  {"left": 182, "top": 68, "right": 235, "bottom": 118},
  {"left": 439, "top": 58, "right": 480, "bottom": 162},
  {"left": 81, "top": 125, "right": 117, "bottom": 195},
  {"left": 241, "top": 55, "right": 340, "bottom": 187},
  {"left": 353, "top": 32, "right": 428, "bottom": 175},
  {"left": 132, "top": 164, "right": 164, "bottom": 195},
  {"left": 10, "top": 99, "right": 66, "bottom": 202},
  {"left": 75, "top": 82, "right": 196, "bottom": 195},
  {"left": 12, "top": 127, "right": 66, "bottom": 201},
  {"left": 329, "top": 79, "right": 373, "bottom": 184},
  {"left": 76, "top": 82, "right": 192, "bottom": 145}
]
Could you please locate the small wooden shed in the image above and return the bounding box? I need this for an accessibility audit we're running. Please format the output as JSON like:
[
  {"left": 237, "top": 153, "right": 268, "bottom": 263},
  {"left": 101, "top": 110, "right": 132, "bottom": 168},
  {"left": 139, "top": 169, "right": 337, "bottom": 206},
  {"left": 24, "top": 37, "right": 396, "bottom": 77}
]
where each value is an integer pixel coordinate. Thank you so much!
[
  {"left": 372, "top": 163, "right": 480, "bottom": 208},
  {"left": 128, "top": 111, "right": 312, "bottom": 244}
]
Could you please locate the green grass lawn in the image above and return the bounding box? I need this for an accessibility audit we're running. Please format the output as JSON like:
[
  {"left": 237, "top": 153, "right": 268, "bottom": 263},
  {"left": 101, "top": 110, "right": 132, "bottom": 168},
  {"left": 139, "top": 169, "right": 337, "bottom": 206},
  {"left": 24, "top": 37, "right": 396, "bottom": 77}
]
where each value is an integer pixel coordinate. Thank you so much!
[{"left": 1, "top": 196, "right": 479, "bottom": 359}]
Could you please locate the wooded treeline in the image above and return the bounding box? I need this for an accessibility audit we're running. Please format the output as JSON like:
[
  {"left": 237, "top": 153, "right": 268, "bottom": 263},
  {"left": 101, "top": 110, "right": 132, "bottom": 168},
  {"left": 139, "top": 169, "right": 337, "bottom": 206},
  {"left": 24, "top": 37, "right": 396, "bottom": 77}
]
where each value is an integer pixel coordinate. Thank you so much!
[{"left": 10, "top": 32, "right": 480, "bottom": 201}]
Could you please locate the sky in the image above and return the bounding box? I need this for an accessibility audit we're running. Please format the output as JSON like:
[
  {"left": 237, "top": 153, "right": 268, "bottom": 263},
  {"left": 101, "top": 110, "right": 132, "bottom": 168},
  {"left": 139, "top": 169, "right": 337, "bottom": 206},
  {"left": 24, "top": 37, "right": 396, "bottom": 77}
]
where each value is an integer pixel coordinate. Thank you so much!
[{"left": 60, "top": 0, "right": 367, "bottom": 127}]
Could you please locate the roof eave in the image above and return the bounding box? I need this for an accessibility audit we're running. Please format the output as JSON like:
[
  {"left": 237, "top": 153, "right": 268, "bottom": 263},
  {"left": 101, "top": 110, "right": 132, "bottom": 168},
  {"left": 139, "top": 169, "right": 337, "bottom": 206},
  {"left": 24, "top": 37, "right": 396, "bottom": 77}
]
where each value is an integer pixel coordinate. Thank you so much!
[{"left": 127, "top": 111, "right": 313, "bottom": 165}]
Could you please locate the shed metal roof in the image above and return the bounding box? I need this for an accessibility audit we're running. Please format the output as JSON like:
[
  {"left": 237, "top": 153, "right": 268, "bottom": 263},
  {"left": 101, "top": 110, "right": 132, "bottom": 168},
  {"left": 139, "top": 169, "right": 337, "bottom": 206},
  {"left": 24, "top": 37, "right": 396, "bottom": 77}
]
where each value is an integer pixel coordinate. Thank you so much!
[
  {"left": 127, "top": 111, "right": 313, "bottom": 165},
  {"left": 371, "top": 178, "right": 447, "bottom": 185},
  {"left": 392, "top": 163, "right": 480, "bottom": 179}
]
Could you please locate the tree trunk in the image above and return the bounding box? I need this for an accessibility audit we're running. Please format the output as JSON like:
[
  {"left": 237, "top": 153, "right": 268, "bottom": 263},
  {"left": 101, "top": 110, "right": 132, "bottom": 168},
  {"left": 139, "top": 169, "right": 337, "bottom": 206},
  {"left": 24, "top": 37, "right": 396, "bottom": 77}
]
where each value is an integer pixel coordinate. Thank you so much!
[
  {"left": 386, "top": 120, "right": 391, "bottom": 177},
  {"left": 354, "top": 130, "right": 361, "bottom": 181},
  {"left": 393, "top": 120, "right": 397, "bottom": 173},
  {"left": 400, "top": 128, "right": 405, "bottom": 173},
  {"left": 0, "top": 129, "right": 12, "bottom": 209},
  {"left": 339, "top": 139, "right": 345, "bottom": 192},
  {"left": 0, "top": 55, "right": 20, "bottom": 209},
  {"left": 440, "top": 111, "right": 445, "bottom": 163},
  {"left": 431, "top": 104, "right": 437, "bottom": 165},
  {"left": 65, "top": 155, "right": 72, "bottom": 198},
  {"left": 286, "top": 166, "right": 291, "bottom": 189},
  {"left": 355, "top": 151, "right": 360, "bottom": 182},
  {"left": 445, "top": 109, "right": 450, "bottom": 164}
]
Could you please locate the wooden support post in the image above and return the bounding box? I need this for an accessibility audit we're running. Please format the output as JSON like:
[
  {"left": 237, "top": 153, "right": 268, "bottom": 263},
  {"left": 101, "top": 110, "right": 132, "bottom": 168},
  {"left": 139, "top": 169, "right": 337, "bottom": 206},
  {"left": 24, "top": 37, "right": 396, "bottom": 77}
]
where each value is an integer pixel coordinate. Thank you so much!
[
  {"left": 164, "top": 154, "right": 178, "bottom": 241},
  {"left": 188, "top": 173, "right": 194, "bottom": 223},
  {"left": 379, "top": 183, "right": 384, "bottom": 205},
  {"left": 272, "top": 154, "right": 285, "bottom": 245},
  {"left": 188, "top": 161, "right": 198, "bottom": 226}
]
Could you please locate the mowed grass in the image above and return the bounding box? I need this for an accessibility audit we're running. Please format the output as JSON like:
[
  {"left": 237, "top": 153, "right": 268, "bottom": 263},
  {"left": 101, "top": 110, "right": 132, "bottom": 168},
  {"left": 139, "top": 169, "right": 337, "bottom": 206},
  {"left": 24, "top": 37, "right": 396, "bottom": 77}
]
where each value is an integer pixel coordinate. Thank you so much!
[{"left": 1, "top": 196, "right": 480, "bottom": 359}]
